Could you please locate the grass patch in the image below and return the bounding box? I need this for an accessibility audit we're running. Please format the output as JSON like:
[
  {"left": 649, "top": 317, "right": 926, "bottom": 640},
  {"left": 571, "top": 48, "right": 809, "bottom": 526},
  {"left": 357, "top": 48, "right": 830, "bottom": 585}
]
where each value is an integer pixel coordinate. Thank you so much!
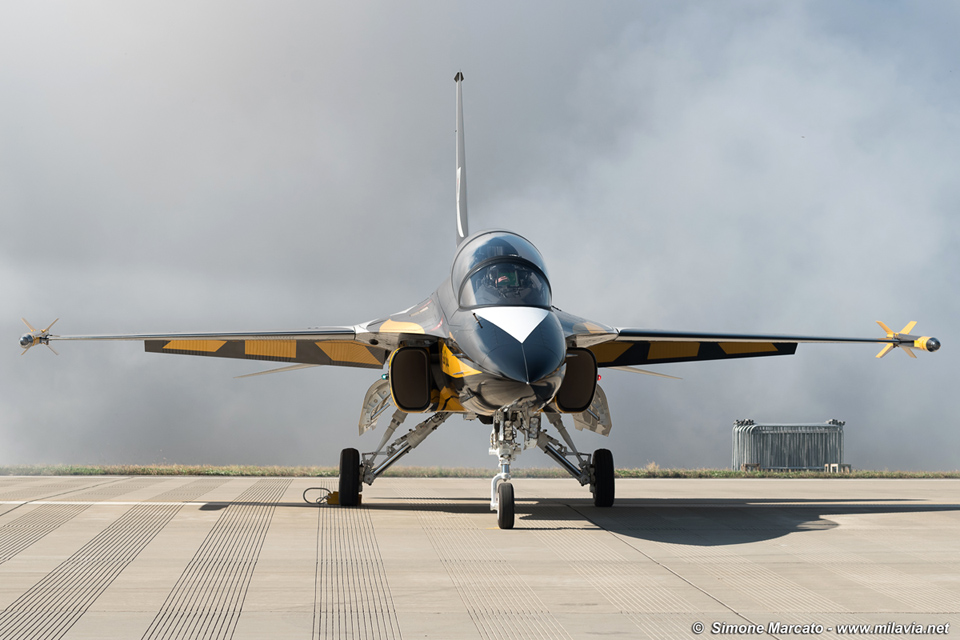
[
  {"left": 615, "top": 468, "right": 960, "bottom": 479},
  {"left": 0, "top": 464, "right": 337, "bottom": 477},
  {"left": 0, "top": 465, "right": 958, "bottom": 479}
]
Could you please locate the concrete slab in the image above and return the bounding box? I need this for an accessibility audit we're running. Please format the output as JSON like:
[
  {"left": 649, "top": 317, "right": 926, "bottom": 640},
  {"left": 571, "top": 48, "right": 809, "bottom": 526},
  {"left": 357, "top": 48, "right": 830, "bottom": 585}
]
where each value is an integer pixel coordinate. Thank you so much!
[{"left": 0, "top": 476, "right": 955, "bottom": 638}]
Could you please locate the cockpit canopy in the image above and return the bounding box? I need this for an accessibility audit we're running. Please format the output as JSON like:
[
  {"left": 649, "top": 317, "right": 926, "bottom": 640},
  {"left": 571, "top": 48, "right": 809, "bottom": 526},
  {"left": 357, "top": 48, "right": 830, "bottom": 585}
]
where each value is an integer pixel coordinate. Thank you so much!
[
  {"left": 460, "top": 261, "right": 550, "bottom": 308},
  {"left": 452, "top": 230, "right": 551, "bottom": 309}
]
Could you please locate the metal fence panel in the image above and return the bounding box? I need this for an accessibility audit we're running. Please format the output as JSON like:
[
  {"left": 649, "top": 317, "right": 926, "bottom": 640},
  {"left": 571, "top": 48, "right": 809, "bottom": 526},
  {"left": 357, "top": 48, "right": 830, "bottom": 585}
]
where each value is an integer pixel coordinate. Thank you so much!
[{"left": 732, "top": 419, "right": 844, "bottom": 470}]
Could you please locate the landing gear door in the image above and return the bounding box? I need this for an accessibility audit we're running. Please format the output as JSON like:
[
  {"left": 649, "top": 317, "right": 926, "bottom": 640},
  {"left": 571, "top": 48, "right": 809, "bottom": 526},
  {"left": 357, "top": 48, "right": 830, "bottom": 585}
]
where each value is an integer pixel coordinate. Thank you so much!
[
  {"left": 358, "top": 378, "right": 392, "bottom": 435},
  {"left": 572, "top": 384, "right": 612, "bottom": 437}
]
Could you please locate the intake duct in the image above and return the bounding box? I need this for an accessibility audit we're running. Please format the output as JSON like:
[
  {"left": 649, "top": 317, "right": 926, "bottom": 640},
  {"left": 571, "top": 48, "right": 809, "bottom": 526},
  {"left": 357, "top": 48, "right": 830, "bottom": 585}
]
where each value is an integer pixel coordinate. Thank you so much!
[
  {"left": 389, "top": 347, "right": 434, "bottom": 412},
  {"left": 554, "top": 348, "right": 597, "bottom": 413}
]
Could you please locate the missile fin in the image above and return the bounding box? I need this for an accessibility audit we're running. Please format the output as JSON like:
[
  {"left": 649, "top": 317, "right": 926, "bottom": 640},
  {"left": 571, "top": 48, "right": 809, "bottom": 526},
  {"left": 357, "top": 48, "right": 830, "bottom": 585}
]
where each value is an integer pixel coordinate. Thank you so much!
[{"left": 876, "top": 344, "right": 895, "bottom": 359}]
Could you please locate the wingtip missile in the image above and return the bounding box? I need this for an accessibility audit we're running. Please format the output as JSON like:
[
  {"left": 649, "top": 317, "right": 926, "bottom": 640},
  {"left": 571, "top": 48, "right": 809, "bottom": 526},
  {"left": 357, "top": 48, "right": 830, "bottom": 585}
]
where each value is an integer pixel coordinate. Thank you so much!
[
  {"left": 19, "top": 318, "right": 59, "bottom": 355},
  {"left": 875, "top": 321, "right": 940, "bottom": 358}
]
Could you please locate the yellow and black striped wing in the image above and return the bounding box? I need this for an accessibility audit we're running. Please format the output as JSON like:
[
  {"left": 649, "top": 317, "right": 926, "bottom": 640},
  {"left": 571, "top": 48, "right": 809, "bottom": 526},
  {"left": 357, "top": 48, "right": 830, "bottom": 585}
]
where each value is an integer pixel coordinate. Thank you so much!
[
  {"left": 588, "top": 328, "right": 911, "bottom": 367},
  {"left": 589, "top": 337, "right": 796, "bottom": 367},
  {"left": 48, "top": 328, "right": 391, "bottom": 370},
  {"left": 145, "top": 337, "right": 387, "bottom": 369}
]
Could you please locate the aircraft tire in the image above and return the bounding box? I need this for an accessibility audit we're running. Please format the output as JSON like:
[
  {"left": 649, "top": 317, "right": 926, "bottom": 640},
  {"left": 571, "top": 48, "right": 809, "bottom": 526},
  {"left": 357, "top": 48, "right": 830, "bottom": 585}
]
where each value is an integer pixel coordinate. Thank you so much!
[
  {"left": 592, "top": 448, "right": 615, "bottom": 508},
  {"left": 338, "top": 448, "right": 361, "bottom": 507},
  {"left": 497, "top": 481, "right": 515, "bottom": 529}
]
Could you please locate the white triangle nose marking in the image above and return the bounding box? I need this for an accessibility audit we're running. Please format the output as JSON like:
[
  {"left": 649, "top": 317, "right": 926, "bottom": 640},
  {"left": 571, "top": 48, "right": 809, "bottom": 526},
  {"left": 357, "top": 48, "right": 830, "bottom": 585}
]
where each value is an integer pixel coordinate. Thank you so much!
[{"left": 475, "top": 307, "right": 549, "bottom": 343}]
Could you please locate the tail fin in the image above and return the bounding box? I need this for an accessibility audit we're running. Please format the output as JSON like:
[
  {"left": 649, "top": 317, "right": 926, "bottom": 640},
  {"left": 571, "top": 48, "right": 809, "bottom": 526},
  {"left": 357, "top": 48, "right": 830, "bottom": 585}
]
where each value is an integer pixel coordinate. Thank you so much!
[{"left": 455, "top": 71, "right": 468, "bottom": 245}]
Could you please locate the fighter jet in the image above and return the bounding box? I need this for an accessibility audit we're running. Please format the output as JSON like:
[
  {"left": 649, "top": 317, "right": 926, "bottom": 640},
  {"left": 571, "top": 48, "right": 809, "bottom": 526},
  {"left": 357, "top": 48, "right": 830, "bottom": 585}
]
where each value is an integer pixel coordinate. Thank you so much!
[{"left": 20, "top": 73, "right": 940, "bottom": 528}]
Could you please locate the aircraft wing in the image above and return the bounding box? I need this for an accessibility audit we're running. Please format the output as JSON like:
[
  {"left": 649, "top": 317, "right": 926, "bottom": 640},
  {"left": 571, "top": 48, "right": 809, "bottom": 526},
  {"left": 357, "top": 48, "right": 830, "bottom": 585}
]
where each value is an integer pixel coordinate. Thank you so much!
[
  {"left": 553, "top": 312, "right": 940, "bottom": 366},
  {"left": 20, "top": 296, "right": 448, "bottom": 370},
  {"left": 589, "top": 325, "right": 940, "bottom": 367},
  {"left": 24, "top": 326, "right": 387, "bottom": 369}
]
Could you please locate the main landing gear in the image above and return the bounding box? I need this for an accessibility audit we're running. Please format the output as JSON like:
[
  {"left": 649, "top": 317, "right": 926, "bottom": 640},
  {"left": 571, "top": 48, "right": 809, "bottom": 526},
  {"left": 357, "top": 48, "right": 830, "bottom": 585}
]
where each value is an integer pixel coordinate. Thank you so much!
[
  {"left": 338, "top": 410, "right": 452, "bottom": 507},
  {"left": 336, "top": 407, "right": 613, "bottom": 530}
]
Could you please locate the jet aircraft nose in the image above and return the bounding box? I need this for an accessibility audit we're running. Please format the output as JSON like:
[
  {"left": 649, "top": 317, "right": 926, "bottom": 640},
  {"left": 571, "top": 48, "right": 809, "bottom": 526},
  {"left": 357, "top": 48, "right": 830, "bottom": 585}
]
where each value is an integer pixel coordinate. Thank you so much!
[
  {"left": 473, "top": 307, "right": 566, "bottom": 384},
  {"left": 454, "top": 306, "right": 567, "bottom": 412},
  {"left": 482, "top": 341, "right": 564, "bottom": 385},
  {"left": 522, "top": 340, "right": 566, "bottom": 384}
]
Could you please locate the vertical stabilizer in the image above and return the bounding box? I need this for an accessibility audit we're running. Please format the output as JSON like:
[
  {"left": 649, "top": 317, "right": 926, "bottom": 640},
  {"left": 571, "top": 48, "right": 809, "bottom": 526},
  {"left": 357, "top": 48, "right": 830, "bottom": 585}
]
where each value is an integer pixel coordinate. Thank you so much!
[{"left": 455, "top": 72, "right": 468, "bottom": 245}]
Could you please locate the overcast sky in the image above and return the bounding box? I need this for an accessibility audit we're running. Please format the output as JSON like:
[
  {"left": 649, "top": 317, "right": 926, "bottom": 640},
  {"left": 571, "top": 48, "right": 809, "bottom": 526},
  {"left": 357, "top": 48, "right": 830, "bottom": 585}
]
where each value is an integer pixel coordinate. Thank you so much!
[{"left": 2, "top": 2, "right": 957, "bottom": 472}]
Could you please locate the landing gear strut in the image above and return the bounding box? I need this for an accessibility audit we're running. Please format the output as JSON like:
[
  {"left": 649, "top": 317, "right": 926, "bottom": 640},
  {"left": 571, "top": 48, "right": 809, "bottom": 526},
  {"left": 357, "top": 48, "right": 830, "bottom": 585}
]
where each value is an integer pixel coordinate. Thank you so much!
[
  {"left": 338, "top": 403, "right": 613, "bottom": 527},
  {"left": 338, "top": 411, "right": 452, "bottom": 508},
  {"left": 489, "top": 408, "right": 537, "bottom": 529},
  {"left": 536, "top": 412, "right": 616, "bottom": 508}
]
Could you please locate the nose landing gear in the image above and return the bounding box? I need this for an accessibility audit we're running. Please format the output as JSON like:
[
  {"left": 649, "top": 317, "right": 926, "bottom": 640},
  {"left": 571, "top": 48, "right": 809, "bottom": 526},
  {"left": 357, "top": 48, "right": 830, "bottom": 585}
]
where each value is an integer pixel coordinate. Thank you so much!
[
  {"left": 489, "top": 408, "right": 528, "bottom": 529},
  {"left": 488, "top": 408, "right": 615, "bottom": 529}
]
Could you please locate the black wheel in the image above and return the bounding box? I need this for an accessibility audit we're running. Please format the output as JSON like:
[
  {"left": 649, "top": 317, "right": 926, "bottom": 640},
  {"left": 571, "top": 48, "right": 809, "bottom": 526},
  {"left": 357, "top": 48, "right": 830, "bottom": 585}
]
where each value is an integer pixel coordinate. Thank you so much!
[
  {"left": 497, "top": 481, "right": 515, "bottom": 529},
  {"left": 338, "top": 448, "right": 361, "bottom": 507},
  {"left": 592, "top": 448, "right": 615, "bottom": 508}
]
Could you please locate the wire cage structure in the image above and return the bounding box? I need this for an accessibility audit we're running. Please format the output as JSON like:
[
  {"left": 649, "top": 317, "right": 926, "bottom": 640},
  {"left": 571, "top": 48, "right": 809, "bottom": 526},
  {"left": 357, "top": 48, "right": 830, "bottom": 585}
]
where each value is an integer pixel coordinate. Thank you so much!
[{"left": 732, "top": 419, "right": 845, "bottom": 471}]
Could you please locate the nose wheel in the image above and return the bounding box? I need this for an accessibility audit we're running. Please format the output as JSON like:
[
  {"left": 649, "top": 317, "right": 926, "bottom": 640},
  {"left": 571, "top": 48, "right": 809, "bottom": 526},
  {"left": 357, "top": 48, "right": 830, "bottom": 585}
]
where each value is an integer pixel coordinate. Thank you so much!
[{"left": 496, "top": 481, "right": 515, "bottom": 529}]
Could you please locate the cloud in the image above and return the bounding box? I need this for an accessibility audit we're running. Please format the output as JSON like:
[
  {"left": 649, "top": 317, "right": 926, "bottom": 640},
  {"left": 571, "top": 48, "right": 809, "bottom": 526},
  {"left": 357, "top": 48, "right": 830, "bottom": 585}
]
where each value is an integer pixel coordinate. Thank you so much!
[{"left": 3, "top": 2, "right": 957, "bottom": 472}]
